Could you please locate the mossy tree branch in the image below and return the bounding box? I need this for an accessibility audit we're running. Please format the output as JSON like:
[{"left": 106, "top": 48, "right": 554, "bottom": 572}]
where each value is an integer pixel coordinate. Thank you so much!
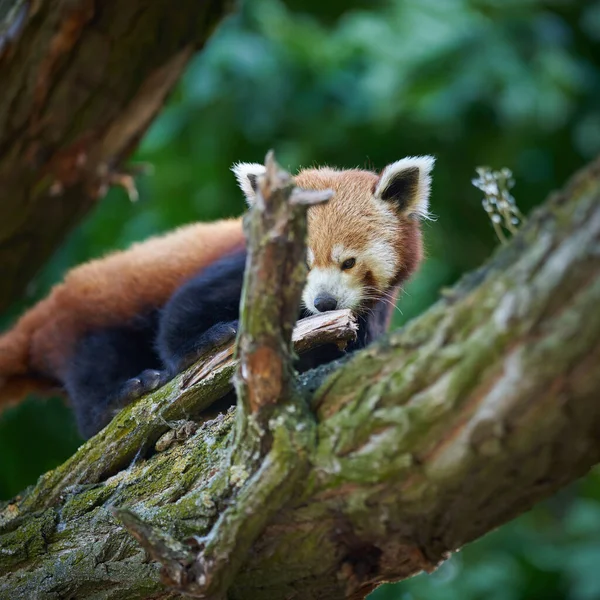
[
  {"left": 16, "top": 307, "right": 357, "bottom": 514},
  {"left": 1, "top": 157, "right": 600, "bottom": 600},
  {"left": 0, "top": 0, "right": 231, "bottom": 313},
  {"left": 118, "top": 152, "right": 334, "bottom": 598}
]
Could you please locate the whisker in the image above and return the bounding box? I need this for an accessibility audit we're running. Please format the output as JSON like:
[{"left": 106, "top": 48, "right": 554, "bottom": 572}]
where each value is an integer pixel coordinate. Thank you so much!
[{"left": 360, "top": 287, "right": 403, "bottom": 316}]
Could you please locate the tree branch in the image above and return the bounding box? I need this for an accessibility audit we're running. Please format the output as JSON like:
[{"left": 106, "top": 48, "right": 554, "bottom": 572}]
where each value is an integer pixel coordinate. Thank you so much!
[
  {"left": 138, "top": 151, "right": 332, "bottom": 597},
  {"left": 17, "top": 308, "right": 357, "bottom": 514},
  {"left": 0, "top": 0, "right": 230, "bottom": 312},
  {"left": 1, "top": 157, "right": 599, "bottom": 600}
]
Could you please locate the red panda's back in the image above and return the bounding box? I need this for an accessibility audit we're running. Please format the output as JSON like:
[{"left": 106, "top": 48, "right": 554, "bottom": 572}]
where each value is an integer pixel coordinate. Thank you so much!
[{"left": 28, "top": 218, "right": 245, "bottom": 378}]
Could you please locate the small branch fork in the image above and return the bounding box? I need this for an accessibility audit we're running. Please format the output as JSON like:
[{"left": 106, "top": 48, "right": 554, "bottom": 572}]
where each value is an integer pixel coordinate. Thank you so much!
[
  {"left": 116, "top": 152, "right": 332, "bottom": 598},
  {"left": 235, "top": 151, "right": 333, "bottom": 420}
]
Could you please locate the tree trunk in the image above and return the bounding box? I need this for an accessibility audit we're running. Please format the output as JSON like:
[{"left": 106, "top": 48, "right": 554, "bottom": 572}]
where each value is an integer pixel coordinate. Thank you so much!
[
  {"left": 1, "top": 155, "right": 599, "bottom": 600},
  {"left": 0, "top": 0, "right": 230, "bottom": 312}
]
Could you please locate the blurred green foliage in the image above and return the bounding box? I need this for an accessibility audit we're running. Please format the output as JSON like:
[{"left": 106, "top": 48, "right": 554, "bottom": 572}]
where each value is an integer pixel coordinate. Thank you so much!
[{"left": 1, "top": 0, "right": 599, "bottom": 597}]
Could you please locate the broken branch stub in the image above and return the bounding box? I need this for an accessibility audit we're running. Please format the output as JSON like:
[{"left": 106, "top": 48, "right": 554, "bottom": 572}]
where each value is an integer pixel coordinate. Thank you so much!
[{"left": 235, "top": 150, "right": 332, "bottom": 419}]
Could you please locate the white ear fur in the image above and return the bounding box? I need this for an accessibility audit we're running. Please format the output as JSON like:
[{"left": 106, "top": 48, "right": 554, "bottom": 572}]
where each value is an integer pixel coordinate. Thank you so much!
[
  {"left": 231, "top": 162, "right": 266, "bottom": 205},
  {"left": 374, "top": 155, "right": 435, "bottom": 219}
]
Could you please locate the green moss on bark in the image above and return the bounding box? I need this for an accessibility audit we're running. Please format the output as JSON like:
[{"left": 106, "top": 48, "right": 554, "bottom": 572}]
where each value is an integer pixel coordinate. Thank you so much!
[{"left": 1, "top": 159, "right": 600, "bottom": 599}]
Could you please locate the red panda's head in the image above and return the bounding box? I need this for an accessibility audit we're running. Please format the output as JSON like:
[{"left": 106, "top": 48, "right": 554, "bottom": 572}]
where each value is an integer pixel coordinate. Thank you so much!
[{"left": 233, "top": 156, "right": 434, "bottom": 315}]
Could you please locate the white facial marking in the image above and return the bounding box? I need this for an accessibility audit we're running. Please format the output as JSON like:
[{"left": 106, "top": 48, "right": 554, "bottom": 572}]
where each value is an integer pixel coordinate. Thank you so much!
[
  {"left": 360, "top": 239, "right": 397, "bottom": 284},
  {"left": 331, "top": 244, "right": 347, "bottom": 264},
  {"left": 302, "top": 240, "right": 398, "bottom": 313},
  {"left": 306, "top": 248, "right": 315, "bottom": 268},
  {"left": 302, "top": 267, "right": 362, "bottom": 314}
]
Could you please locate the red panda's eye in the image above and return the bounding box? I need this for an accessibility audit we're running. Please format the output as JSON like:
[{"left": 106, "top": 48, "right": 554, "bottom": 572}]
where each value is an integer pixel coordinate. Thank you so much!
[{"left": 341, "top": 258, "right": 356, "bottom": 270}]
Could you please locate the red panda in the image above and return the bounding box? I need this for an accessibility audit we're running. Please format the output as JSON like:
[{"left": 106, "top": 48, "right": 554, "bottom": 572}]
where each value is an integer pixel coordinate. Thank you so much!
[{"left": 0, "top": 156, "right": 434, "bottom": 437}]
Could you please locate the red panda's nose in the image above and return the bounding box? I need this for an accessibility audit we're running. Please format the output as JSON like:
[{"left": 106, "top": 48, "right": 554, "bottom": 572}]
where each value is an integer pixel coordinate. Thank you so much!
[{"left": 314, "top": 294, "right": 338, "bottom": 312}]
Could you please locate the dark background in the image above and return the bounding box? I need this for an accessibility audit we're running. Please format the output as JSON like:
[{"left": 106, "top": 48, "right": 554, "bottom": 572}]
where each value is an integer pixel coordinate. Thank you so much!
[{"left": 2, "top": 1, "right": 600, "bottom": 598}]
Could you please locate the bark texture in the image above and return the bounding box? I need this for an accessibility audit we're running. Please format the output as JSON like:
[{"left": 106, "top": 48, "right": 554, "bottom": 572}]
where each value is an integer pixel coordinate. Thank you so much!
[
  {"left": 0, "top": 0, "right": 230, "bottom": 312},
  {"left": 1, "top": 157, "right": 600, "bottom": 600}
]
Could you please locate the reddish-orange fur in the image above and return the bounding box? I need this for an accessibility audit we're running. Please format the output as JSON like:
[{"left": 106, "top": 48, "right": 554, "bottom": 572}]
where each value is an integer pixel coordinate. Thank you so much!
[
  {"left": 0, "top": 219, "right": 244, "bottom": 407},
  {"left": 298, "top": 169, "right": 422, "bottom": 283},
  {"left": 0, "top": 159, "right": 431, "bottom": 412},
  {"left": 296, "top": 168, "right": 424, "bottom": 318},
  {"left": 300, "top": 169, "right": 388, "bottom": 265}
]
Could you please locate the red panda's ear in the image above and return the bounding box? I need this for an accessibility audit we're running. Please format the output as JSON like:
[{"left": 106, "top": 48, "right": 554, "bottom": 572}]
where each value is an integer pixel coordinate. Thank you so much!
[
  {"left": 374, "top": 155, "right": 435, "bottom": 219},
  {"left": 231, "top": 162, "right": 267, "bottom": 206}
]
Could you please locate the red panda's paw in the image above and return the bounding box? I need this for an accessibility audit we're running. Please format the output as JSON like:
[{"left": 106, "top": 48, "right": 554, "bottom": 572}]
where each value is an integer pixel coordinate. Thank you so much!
[
  {"left": 113, "top": 369, "right": 171, "bottom": 405},
  {"left": 170, "top": 320, "right": 239, "bottom": 373}
]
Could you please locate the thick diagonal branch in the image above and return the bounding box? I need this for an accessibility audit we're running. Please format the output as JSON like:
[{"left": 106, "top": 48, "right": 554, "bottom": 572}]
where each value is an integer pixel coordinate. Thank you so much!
[
  {"left": 1, "top": 158, "right": 599, "bottom": 600},
  {"left": 0, "top": 0, "right": 230, "bottom": 312}
]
